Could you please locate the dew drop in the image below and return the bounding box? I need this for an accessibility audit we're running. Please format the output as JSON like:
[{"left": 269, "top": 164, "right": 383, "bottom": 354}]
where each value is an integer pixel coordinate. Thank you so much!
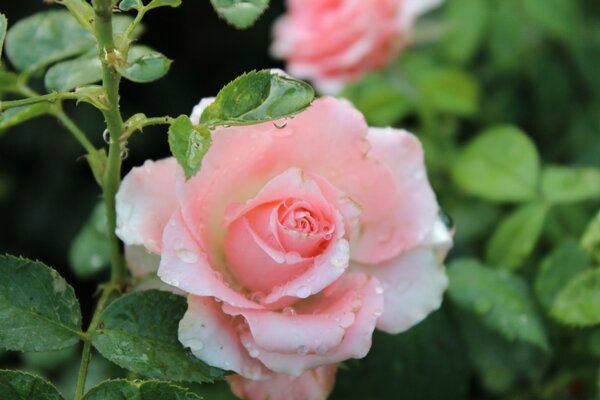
[
  {"left": 102, "top": 129, "right": 111, "bottom": 144},
  {"left": 357, "top": 138, "right": 371, "bottom": 154},
  {"left": 316, "top": 344, "right": 328, "bottom": 355},
  {"left": 297, "top": 345, "right": 309, "bottom": 354},
  {"left": 282, "top": 307, "right": 296, "bottom": 317},
  {"left": 273, "top": 121, "right": 288, "bottom": 129},
  {"left": 296, "top": 286, "right": 311, "bottom": 299},
  {"left": 250, "top": 291, "right": 265, "bottom": 304},
  {"left": 90, "top": 254, "right": 103, "bottom": 269},
  {"left": 330, "top": 255, "right": 346, "bottom": 268},
  {"left": 120, "top": 147, "right": 129, "bottom": 160},
  {"left": 249, "top": 348, "right": 260, "bottom": 358},
  {"left": 376, "top": 225, "right": 393, "bottom": 243},
  {"left": 176, "top": 248, "right": 199, "bottom": 263},
  {"left": 285, "top": 251, "right": 302, "bottom": 264},
  {"left": 375, "top": 285, "right": 384, "bottom": 295},
  {"left": 187, "top": 339, "right": 205, "bottom": 351},
  {"left": 338, "top": 312, "right": 354, "bottom": 328}
]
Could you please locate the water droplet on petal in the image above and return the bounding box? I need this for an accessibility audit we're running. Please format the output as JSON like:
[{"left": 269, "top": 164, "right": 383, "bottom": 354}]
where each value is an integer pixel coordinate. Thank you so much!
[
  {"left": 249, "top": 348, "right": 260, "bottom": 358},
  {"left": 285, "top": 251, "right": 302, "bottom": 264},
  {"left": 375, "top": 285, "right": 384, "bottom": 294},
  {"left": 316, "top": 344, "right": 328, "bottom": 355},
  {"left": 296, "top": 286, "right": 311, "bottom": 299},
  {"left": 357, "top": 137, "right": 371, "bottom": 154},
  {"left": 273, "top": 121, "right": 288, "bottom": 129},
  {"left": 176, "top": 248, "right": 199, "bottom": 263},
  {"left": 297, "top": 345, "right": 309, "bottom": 354},
  {"left": 250, "top": 291, "right": 265, "bottom": 304},
  {"left": 377, "top": 224, "right": 393, "bottom": 243},
  {"left": 282, "top": 307, "right": 296, "bottom": 316},
  {"left": 338, "top": 312, "right": 354, "bottom": 328},
  {"left": 187, "top": 339, "right": 204, "bottom": 351}
]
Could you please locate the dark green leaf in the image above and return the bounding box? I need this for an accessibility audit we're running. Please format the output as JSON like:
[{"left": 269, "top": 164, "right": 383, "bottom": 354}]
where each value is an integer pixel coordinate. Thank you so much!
[
  {"left": 200, "top": 70, "right": 314, "bottom": 127},
  {"left": 0, "top": 103, "right": 52, "bottom": 133},
  {"left": 582, "top": 210, "right": 600, "bottom": 263},
  {"left": 119, "top": 46, "right": 172, "bottom": 83},
  {"left": 83, "top": 379, "right": 202, "bottom": 400},
  {"left": 0, "top": 255, "right": 82, "bottom": 351},
  {"left": 551, "top": 269, "right": 600, "bottom": 326},
  {"left": 168, "top": 115, "right": 211, "bottom": 179},
  {"left": 5, "top": 10, "right": 95, "bottom": 71},
  {"left": 91, "top": 290, "right": 222, "bottom": 383},
  {"left": 0, "top": 69, "right": 18, "bottom": 93},
  {"left": 535, "top": 240, "right": 590, "bottom": 310},
  {"left": 486, "top": 203, "right": 548, "bottom": 270},
  {"left": 416, "top": 68, "right": 479, "bottom": 116},
  {"left": 60, "top": 0, "right": 96, "bottom": 31},
  {"left": 44, "top": 53, "right": 102, "bottom": 92},
  {"left": 69, "top": 203, "right": 110, "bottom": 279},
  {"left": 541, "top": 166, "right": 600, "bottom": 204},
  {"left": 523, "top": 0, "right": 580, "bottom": 43},
  {"left": 0, "top": 370, "right": 63, "bottom": 400},
  {"left": 448, "top": 259, "right": 549, "bottom": 351},
  {"left": 331, "top": 309, "right": 470, "bottom": 400},
  {"left": 22, "top": 347, "right": 77, "bottom": 372},
  {"left": 0, "top": 13, "right": 7, "bottom": 62},
  {"left": 488, "top": 0, "right": 527, "bottom": 71},
  {"left": 452, "top": 126, "right": 540, "bottom": 202},
  {"left": 210, "top": 0, "right": 269, "bottom": 29},
  {"left": 440, "top": 0, "right": 490, "bottom": 64}
]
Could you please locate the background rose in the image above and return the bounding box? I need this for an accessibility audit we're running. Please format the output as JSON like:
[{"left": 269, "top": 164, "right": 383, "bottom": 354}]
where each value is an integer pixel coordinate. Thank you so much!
[
  {"left": 271, "top": 0, "right": 443, "bottom": 93},
  {"left": 115, "top": 97, "right": 450, "bottom": 399}
]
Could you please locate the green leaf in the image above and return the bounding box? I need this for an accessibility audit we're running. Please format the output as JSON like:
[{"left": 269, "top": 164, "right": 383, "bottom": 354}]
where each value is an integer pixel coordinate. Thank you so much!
[
  {"left": 86, "top": 148, "right": 108, "bottom": 186},
  {"left": 22, "top": 347, "right": 78, "bottom": 372},
  {"left": 210, "top": 0, "right": 269, "bottom": 29},
  {"left": 488, "top": 0, "right": 526, "bottom": 71},
  {"left": 331, "top": 309, "right": 470, "bottom": 400},
  {"left": 0, "top": 255, "right": 83, "bottom": 352},
  {"left": 119, "top": 0, "right": 143, "bottom": 11},
  {"left": 551, "top": 269, "right": 600, "bottom": 326},
  {"left": 147, "top": 0, "right": 183, "bottom": 10},
  {"left": 200, "top": 70, "right": 314, "bottom": 127},
  {"left": 0, "top": 370, "right": 64, "bottom": 400},
  {"left": 440, "top": 0, "right": 490, "bottom": 64},
  {"left": 0, "top": 13, "right": 7, "bottom": 62},
  {"left": 452, "top": 126, "right": 540, "bottom": 202},
  {"left": 119, "top": 46, "right": 172, "bottom": 83},
  {"left": 0, "top": 69, "right": 18, "bottom": 93},
  {"left": 75, "top": 85, "right": 111, "bottom": 111},
  {"left": 535, "top": 240, "right": 590, "bottom": 310},
  {"left": 448, "top": 259, "right": 549, "bottom": 351},
  {"left": 0, "top": 103, "right": 52, "bottom": 133},
  {"left": 5, "top": 10, "right": 95, "bottom": 72},
  {"left": 582, "top": 210, "right": 600, "bottom": 263},
  {"left": 168, "top": 115, "right": 211, "bottom": 179},
  {"left": 45, "top": 54, "right": 102, "bottom": 92},
  {"left": 523, "top": 0, "right": 580, "bottom": 44},
  {"left": 541, "top": 166, "right": 600, "bottom": 204},
  {"left": 83, "top": 379, "right": 202, "bottom": 400},
  {"left": 341, "top": 72, "right": 413, "bottom": 126},
  {"left": 486, "top": 203, "right": 548, "bottom": 270},
  {"left": 416, "top": 68, "right": 480, "bottom": 116},
  {"left": 60, "top": 0, "right": 96, "bottom": 31},
  {"left": 69, "top": 203, "right": 110, "bottom": 279},
  {"left": 91, "top": 290, "right": 222, "bottom": 383}
]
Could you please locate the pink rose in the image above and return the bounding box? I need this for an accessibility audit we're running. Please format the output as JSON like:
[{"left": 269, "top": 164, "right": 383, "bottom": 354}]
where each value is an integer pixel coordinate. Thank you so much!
[
  {"left": 271, "top": 0, "right": 443, "bottom": 93},
  {"left": 115, "top": 97, "right": 451, "bottom": 399}
]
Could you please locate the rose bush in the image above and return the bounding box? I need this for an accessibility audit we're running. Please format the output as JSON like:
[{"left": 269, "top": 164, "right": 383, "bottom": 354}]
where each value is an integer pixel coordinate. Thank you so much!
[
  {"left": 271, "top": 0, "right": 443, "bottom": 93},
  {"left": 116, "top": 96, "right": 451, "bottom": 399}
]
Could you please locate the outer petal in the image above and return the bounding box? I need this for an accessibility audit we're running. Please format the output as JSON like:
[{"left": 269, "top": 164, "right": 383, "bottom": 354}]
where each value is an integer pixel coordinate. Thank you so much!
[
  {"left": 228, "top": 365, "right": 337, "bottom": 400},
  {"left": 158, "top": 211, "right": 262, "bottom": 309},
  {"left": 179, "top": 296, "right": 267, "bottom": 380},
  {"left": 124, "top": 245, "right": 160, "bottom": 278},
  {"left": 116, "top": 158, "right": 181, "bottom": 253},
  {"left": 239, "top": 274, "right": 383, "bottom": 376},
  {"left": 354, "top": 217, "right": 452, "bottom": 334}
]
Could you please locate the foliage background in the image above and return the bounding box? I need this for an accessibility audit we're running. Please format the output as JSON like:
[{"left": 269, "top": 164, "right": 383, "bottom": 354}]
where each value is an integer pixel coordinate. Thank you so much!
[{"left": 1, "top": 0, "right": 600, "bottom": 399}]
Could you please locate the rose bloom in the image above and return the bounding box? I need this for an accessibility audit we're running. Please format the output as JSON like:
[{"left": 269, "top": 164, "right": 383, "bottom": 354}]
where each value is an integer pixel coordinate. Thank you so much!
[
  {"left": 116, "top": 97, "right": 451, "bottom": 400},
  {"left": 271, "top": 0, "right": 442, "bottom": 93}
]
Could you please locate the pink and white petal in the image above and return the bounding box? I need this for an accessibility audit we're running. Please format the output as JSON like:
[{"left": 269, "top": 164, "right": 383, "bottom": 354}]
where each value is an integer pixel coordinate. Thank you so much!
[
  {"left": 124, "top": 245, "right": 161, "bottom": 278},
  {"left": 116, "top": 158, "right": 181, "bottom": 253},
  {"left": 158, "top": 211, "right": 261, "bottom": 309},
  {"left": 242, "top": 274, "right": 383, "bottom": 376},
  {"left": 131, "top": 274, "right": 185, "bottom": 296},
  {"left": 228, "top": 365, "right": 337, "bottom": 400},
  {"left": 352, "top": 127, "right": 438, "bottom": 264},
  {"left": 179, "top": 296, "right": 267, "bottom": 380}
]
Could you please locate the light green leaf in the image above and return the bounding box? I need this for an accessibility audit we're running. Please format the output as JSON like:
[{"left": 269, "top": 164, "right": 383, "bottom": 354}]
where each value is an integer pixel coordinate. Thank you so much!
[
  {"left": 535, "top": 240, "right": 590, "bottom": 310},
  {"left": 417, "top": 68, "right": 480, "bottom": 116},
  {"left": 61, "top": 0, "right": 96, "bottom": 31},
  {"left": 0, "top": 370, "right": 64, "bottom": 400},
  {"left": 551, "top": 269, "right": 600, "bottom": 326},
  {"left": 448, "top": 259, "right": 549, "bottom": 351},
  {"left": 342, "top": 73, "right": 413, "bottom": 126},
  {"left": 83, "top": 379, "right": 202, "bottom": 400},
  {"left": 91, "top": 290, "right": 222, "bottom": 383},
  {"left": 0, "top": 13, "right": 7, "bottom": 62},
  {"left": 75, "top": 85, "right": 110, "bottom": 111},
  {"left": 440, "top": 0, "right": 490, "bottom": 64},
  {"left": 119, "top": 46, "right": 172, "bottom": 83},
  {"left": 582, "top": 210, "right": 600, "bottom": 263},
  {"left": 486, "top": 203, "right": 548, "bottom": 270},
  {"left": 200, "top": 70, "right": 314, "bottom": 127},
  {"left": 168, "top": 115, "right": 211, "bottom": 179},
  {"left": 5, "top": 10, "right": 95, "bottom": 72},
  {"left": 119, "top": 0, "right": 143, "bottom": 11},
  {"left": 69, "top": 203, "right": 110, "bottom": 279},
  {"left": 210, "top": 0, "right": 269, "bottom": 29},
  {"left": 452, "top": 126, "right": 540, "bottom": 202},
  {"left": 0, "top": 103, "right": 52, "bottom": 133},
  {"left": 541, "top": 166, "right": 600, "bottom": 204},
  {"left": 147, "top": 0, "right": 183, "bottom": 10},
  {"left": 45, "top": 54, "right": 102, "bottom": 92},
  {"left": 0, "top": 69, "right": 18, "bottom": 93},
  {"left": 0, "top": 255, "right": 82, "bottom": 352},
  {"left": 523, "top": 0, "right": 580, "bottom": 43}
]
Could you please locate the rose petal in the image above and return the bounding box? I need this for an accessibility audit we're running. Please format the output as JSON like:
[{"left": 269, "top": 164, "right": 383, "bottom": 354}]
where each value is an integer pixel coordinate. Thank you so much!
[
  {"left": 116, "top": 158, "right": 181, "bottom": 253},
  {"left": 179, "top": 296, "right": 267, "bottom": 380},
  {"left": 228, "top": 365, "right": 338, "bottom": 400},
  {"left": 124, "top": 245, "right": 161, "bottom": 278}
]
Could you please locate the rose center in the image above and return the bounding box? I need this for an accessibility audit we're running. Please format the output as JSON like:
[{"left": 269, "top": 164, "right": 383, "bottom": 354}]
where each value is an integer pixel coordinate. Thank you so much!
[{"left": 277, "top": 199, "right": 335, "bottom": 240}]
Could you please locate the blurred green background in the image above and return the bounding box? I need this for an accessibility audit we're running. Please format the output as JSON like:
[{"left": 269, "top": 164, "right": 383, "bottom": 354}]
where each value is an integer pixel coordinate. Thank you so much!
[{"left": 1, "top": 0, "right": 600, "bottom": 399}]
